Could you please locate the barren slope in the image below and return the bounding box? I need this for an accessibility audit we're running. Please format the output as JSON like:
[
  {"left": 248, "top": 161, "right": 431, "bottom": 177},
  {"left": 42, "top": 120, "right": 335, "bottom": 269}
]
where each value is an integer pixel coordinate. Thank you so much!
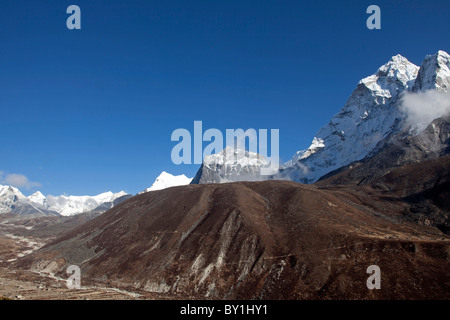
[{"left": 16, "top": 181, "right": 450, "bottom": 299}]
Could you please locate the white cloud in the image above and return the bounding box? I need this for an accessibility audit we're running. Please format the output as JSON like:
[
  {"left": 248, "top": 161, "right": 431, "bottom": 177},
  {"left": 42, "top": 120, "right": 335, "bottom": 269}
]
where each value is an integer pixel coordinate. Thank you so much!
[
  {"left": 0, "top": 172, "right": 42, "bottom": 190},
  {"left": 399, "top": 90, "right": 450, "bottom": 132}
]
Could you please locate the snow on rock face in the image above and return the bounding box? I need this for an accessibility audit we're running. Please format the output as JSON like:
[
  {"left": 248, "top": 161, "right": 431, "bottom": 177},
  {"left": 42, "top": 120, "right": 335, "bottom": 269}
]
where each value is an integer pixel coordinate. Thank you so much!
[
  {"left": 140, "top": 171, "right": 192, "bottom": 193},
  {"left": 278, "top": 54, "right": 420, "bottom": 183},
  {"left": 413, "top": 50, "right": 450, "bottom": 92},
  {"left": 285, "top": 137, "right": 325, "bottom": 167},
  {"left": 204, "top": 146, "right": 270, "bottom": 168},
  {"left": 0, "top": 185, "right": 129, "bottom": 217},
  {"left": 28, "top": 191, "right": 47, "bottom": 207},
  {"left": 0, "top": 185, "right": 27, "bottom": 214},
  {"left": 395, "top": 51, "right": 450, "bottom": 135},
  {"left": 191, "top": 146, "right": 274, "bottom": 184},
  {"left": 0, "top": 185, "right": 51, "bottom": 215},
  {"left": 362, "top": 54, "right": 419, "bottom": 98},
  {"left": 44, "top": 191, "right": 128, "bottom": 216}
]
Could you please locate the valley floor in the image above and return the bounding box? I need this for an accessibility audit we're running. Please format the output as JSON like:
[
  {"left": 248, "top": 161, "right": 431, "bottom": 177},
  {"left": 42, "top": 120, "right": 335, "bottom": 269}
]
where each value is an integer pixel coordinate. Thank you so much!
[
  {"left": 0, "top": 218, "right": 145, "bottom": 300},
  {"left": 0, "top": 267, "right": 142, "bottom": 300},
  {"left": 0, "top": 219, "right": 200, "bottom": 300}
]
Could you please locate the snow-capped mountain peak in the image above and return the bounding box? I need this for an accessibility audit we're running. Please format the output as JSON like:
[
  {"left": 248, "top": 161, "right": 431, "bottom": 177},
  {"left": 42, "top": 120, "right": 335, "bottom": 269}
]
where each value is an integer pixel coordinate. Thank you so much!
[
  {"left": 0, "top": 185, "right": 26, "bottom": 198},
  {"left": 191, "top": 146, "right": 276, "bottom": 184},
  {"left": 0, "top": 185, "right": 26, "bottom": 213},
  {"left": 413, "top": 50, "right": 450, "bottom": 92},
  {"left": 359, "top": 54, "right": 419, "bottom": 100},
  {"left": 0, "top": 185, "right": 46, "bottom": 215},
  {"left": 377, "top": 54, "right": 419, "bottom": 81},
  {"left": 276, "top": 53, "right": 420, "bottom": 184},
  {"left": 139, "top": 171, "right": 192, "bottom": 193},
  {"left": 204, "top": 146, "right": 269, "bottom": 168},
  {"left": 275, "top": 50, "right": 450, "bottom": 184},
  {"left": 28, "top": 191, "right": 46, "bottom": 207}
]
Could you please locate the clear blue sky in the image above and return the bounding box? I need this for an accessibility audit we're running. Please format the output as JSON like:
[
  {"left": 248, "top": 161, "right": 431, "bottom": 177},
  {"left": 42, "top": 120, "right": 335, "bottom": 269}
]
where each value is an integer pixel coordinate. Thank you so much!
[{"left": 1, "top": 0, "right": 449, "bottom": 196}]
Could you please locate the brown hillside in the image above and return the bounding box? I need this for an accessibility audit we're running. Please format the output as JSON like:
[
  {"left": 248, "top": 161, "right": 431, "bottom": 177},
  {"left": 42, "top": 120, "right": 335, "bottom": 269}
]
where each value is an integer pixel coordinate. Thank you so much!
[{"left": 16, "top": 181, "right": 450, "bottom": 299}]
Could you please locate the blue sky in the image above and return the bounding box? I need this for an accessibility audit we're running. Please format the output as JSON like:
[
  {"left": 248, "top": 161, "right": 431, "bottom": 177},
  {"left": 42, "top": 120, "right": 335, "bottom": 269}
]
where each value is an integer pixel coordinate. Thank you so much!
[{"left": 1, "top": 0, "right": 449, "bottom": 196}]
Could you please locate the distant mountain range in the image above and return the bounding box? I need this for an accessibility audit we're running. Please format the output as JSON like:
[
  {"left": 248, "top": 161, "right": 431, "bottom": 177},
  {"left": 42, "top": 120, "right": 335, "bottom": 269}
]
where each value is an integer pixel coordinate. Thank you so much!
[
  {"left": 0, "top": 185, "right": 130, "bottom": 217},
  {"left": 0, "top": 172, "right": 193, "bottom": 217}
]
